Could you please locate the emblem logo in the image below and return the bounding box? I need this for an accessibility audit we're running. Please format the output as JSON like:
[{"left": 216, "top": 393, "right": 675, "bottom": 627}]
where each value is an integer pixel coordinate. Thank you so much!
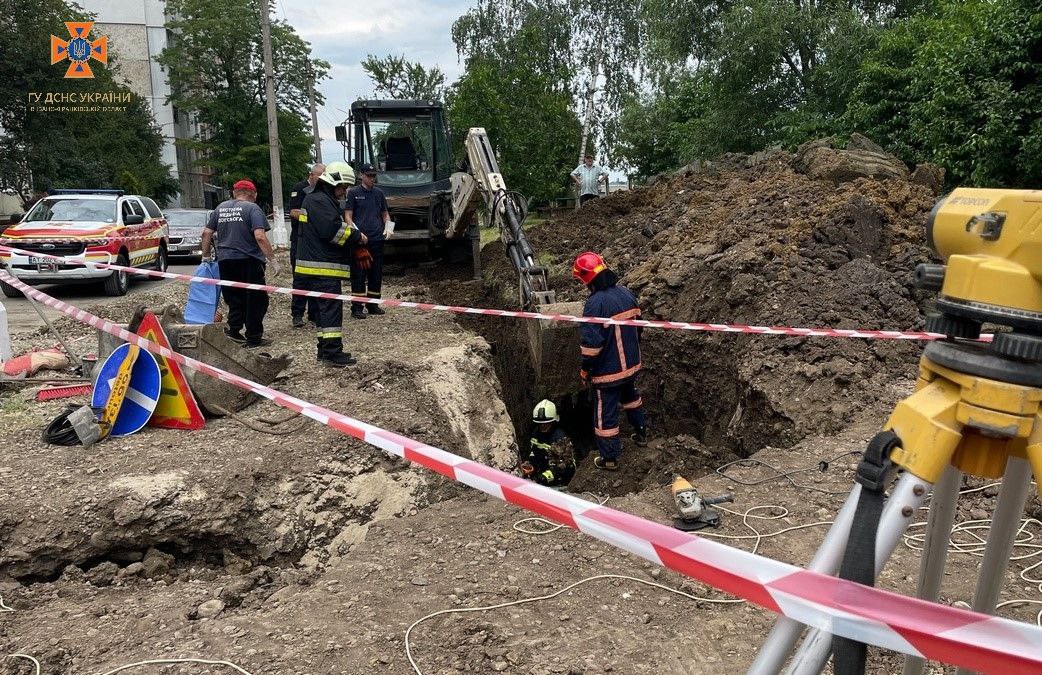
[{"left": 51, "top": 22, "right": 108, "bottom": 79}]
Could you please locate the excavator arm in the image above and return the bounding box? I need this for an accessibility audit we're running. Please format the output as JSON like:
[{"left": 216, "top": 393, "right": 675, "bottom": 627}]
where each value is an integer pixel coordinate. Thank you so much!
[{"left": 447, "top": 128, "right": 556, "bottom": 308}]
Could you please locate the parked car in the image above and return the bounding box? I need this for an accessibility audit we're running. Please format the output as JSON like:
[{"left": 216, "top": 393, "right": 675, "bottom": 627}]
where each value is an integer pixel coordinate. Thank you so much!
[
  {"left": 164, "top": 208, "right": 211, "bottom": 261},
  {"left": 0, "top": 189, "right": 168, "bottom": 298}
]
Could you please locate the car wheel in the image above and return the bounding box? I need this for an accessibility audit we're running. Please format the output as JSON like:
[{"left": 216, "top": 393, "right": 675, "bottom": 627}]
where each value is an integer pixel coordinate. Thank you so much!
[
  {"left": 1, "top": 280, "right": 22, "bottom": 298},
  {"left": 149, "top": 245, "right": 168, "bottom": 278},
  {"left": 103, "top": 253, "right": 130, "bottom": 296}
]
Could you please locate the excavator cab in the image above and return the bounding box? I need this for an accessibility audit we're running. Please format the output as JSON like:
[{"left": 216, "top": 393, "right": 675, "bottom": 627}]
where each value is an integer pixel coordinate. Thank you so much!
[{"left": 336, "top": 100, "right": 455, "bottom": 245}]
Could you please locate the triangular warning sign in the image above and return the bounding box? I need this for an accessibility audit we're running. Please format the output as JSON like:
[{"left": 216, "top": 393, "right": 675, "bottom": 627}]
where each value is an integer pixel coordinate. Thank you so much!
[{"left": 136, "top": 312, "right": 206, "bottom": 430}]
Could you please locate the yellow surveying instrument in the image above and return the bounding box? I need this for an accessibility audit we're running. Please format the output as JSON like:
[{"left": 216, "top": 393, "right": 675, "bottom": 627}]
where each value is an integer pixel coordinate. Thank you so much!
[{"left": 752, "top": 188, "right": 1042, "bottom": 674}]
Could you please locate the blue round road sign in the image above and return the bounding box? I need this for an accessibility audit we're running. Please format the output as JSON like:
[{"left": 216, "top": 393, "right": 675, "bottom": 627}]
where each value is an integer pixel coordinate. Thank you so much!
[{"left": 91, "top": 343, "right": 162, "bottom": 437}]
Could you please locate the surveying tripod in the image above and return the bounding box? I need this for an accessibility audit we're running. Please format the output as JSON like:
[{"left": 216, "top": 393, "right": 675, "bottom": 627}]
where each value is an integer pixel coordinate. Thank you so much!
[{"left": 751, "top": 187, "right": 1042, "bottom": 674}]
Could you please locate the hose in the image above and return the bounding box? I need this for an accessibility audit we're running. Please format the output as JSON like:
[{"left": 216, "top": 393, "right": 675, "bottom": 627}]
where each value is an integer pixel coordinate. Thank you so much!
[
  {"left": 211, "top": 404, "right": 308, "bottom": 436},
  {"left": 41, "top": 405, "right": 86, "bottom": 445}
]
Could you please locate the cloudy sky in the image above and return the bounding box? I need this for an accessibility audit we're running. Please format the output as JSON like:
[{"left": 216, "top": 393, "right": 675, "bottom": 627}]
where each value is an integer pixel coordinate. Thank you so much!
[{"left": 278, "top": 0, "right": 474, "bottom": 166}]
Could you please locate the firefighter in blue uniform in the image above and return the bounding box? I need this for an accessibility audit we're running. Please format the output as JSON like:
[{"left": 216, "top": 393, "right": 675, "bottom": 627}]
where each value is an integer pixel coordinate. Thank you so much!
[
  {"left": 520, "top": 399, "right": 576, "bottom": 486},
  {"left": 573, "top": 251, "right": 649, "bottom": 470},
  {"left": 296, "top": 162, "right": 366, "bottom": 367}
]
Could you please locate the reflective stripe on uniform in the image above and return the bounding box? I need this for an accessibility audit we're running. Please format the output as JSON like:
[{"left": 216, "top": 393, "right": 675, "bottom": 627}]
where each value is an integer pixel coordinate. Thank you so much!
[
  {"left": 294, "top": 258, "right": 350, "bottom": 278},
  {"left": 317, "top": 329, "right": 343, "bottom": 339},
  {"left": 595, "top": 426, "right": 620, "bottom": 438},
  {"left": 332, "top": 222, "right": 356, "bottom": 246},
  {"left": 299, "top": 210, "right": 308, "bottom": 223},
  {"left": 581, "top": 345, "right": 602, "bottom": 357},
  {"left": 592, "top": 363, "right": 641, "bottom": 385},
  {"left": 621, "top": 397, "right": 644, "bottom": 410},
  {"left": 366, "top": 290, "right": 381, "bottom": 298}
]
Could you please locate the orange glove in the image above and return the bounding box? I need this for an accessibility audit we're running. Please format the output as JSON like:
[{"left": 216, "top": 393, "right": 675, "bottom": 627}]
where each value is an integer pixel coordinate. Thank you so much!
[
  {"left": 354, "top": 245, "right": 373, "bottom": 271},
  {"left": 579, "top": 369, "right": 589, "bottom": 386},
  {"left": 520, "top": 461, "right": 534, "bottom": 477}
]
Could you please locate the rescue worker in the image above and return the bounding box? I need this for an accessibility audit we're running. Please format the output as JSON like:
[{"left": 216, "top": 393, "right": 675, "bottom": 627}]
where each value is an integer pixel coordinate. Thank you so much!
[
  {"left": 295, "top": 162, "right": 366, "bottom": 367},
  {"left": 520, "top": 399, "right": 576, "bottom": 486},
  {"left": 201, "top": 178, "right": 277, "bottom": 348},
  {"left": 573, "top": 251, "right": 648, "bottom": 470},
  {"left": 288, "top": 163, "right": 324, "bottom": 328},
  {"left": 344, "top": 163, "right": 391, "bottom": 320}
]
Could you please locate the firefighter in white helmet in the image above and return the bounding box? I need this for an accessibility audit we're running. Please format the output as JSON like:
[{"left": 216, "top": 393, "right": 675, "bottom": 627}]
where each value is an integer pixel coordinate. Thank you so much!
[{"left": 520, "top": 399, "right": 576, "bottom": 486}]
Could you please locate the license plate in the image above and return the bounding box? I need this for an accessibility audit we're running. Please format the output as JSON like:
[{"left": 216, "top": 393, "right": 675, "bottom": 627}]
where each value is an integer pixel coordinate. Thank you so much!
[{"left": 28, "top": 256, "right": 49, "bottom": 264}]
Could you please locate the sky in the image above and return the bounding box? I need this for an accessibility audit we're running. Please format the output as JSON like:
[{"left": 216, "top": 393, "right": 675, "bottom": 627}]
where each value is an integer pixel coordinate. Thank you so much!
[{"left": 277, "top": 0, "right": 473, "bottom": 168}]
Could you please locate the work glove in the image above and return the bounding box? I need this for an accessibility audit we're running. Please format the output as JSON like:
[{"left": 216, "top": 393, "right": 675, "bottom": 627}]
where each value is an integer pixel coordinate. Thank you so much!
[
  {"left": 579, "top": 369, "right": 589, "bottom": 386},
  {"left": 520, "top": 461, "right": 534, "bottom": 477},
  {"left": 354, "top": 245, "right": 373, "bottom": 271}
]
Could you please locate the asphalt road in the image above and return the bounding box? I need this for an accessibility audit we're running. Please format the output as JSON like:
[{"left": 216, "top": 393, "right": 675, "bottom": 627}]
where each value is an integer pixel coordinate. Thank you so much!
[{"left": 1, "top": 262, "right": 198, "bottom": 336}]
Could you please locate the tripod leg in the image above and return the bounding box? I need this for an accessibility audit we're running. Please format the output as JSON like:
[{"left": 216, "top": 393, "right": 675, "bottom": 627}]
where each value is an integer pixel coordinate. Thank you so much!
[
  {"left": 748, "top": 486, "right": 864, "bottom": 674},
  {"left": 900, "top": 464, "right": 962, "bottom": 675},
  {"left": 953, "top": 455, "right": 1032, "bottom": 675},
  {"left": 785, "top": 471, "right": 932, "bottom": 675}
]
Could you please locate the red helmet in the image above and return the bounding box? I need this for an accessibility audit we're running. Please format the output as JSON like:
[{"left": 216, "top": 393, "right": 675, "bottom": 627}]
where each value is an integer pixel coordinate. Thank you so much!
[{"left": 572, "top": 251, "right": 607, "bottom": 285}]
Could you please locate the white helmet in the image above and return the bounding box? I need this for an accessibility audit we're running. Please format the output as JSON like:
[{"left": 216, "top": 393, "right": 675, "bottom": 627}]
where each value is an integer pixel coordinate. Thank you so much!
[
  {"left": 532, "top": 399, "right": 559, "bottom": 423},
  {"left": 319, "top": 161, "right": 355, "bottom": 187}
]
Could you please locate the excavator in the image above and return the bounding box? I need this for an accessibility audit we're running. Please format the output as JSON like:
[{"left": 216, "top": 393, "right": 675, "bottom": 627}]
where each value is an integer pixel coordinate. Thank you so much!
[{"left": 336, "top": 99, "right": 579, "bottom": 395}]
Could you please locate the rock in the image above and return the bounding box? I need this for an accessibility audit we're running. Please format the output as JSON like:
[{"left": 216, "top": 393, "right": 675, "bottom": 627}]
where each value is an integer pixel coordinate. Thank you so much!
[
  {"left": 970, "top": 508, "right": 989, "bottom": 521},
  {"left": 119, "top": 562, "right": 145, "bottom": 578},
  {"left": 219, "top": 575, "right": 258, "bottom": 607},
  {"left": 141, "top": 548, "right": 175, "bottom": 579},
  {"left": 85, "top": 561, "right": 119, "bottom": 587},
  {"left": 411, "top": 577, "right": 429, "bottom": 586},
  {"left": 846, "top": 133, "right": 886, "bottom": 154},
  {"left": 797, "top": 145, "right": 908, "bottom": 183},
  {"left": 492, "top": 661, "right": 509, "bottom": 672},
  {"left": 196, "top": 599, "right": 225, "bottom": 619},
  {"left": 909, "top": 163, "right": 945, "bottom": 195}
]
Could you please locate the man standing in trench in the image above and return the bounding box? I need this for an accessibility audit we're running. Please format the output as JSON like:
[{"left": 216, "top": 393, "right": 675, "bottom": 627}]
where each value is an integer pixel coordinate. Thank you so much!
[{"left": 572, "top": 251, "right": 648, "bottom": 470}]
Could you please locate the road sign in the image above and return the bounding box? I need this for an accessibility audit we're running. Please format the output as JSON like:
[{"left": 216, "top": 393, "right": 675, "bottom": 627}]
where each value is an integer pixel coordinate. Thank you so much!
[
  {"left": 136, "top": 312, "right": 205, "bottom": 430},
  {"left": 91, "top": 342, "right": 160, "bottom": 436}
]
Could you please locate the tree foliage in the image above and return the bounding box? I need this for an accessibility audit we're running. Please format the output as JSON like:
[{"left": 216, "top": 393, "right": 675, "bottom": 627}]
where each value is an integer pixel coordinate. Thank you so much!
[
  {"left": 157, "top": 0, "right": 326, "bottom": 206},
  {"left": 448, "top": 11, "right": 581, "bottom": 203},
  {"left": 844, "top": 0, "right": 1042, "bottom": 187},
  {"left": 361, "top": 55, "right": 446, "bottom": 100},
  {"left": 452, "top": 0, "right": 642, "bottom": 161},
  {"left": 0, "top": 0, "right": 177, "bottom": 206}
]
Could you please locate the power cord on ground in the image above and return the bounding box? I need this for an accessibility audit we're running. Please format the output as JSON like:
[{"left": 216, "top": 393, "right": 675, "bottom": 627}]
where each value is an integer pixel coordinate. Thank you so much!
[
  {"left": 5, "top": 654, "right": 40, "bottom": 674},
  {"left": 0, "top": 595, "right": 13, "bottom": 612},
  {"left": 512, "top": 492, "right": 607, "bottom": 535},
  {"left": 715, "top": 450, "right": 860, "bottom": 496},
  {"left": 95, "top": 658, "right": 254, "bottom": 674},
  {"left": 211, "top": 403, "right": 308, "bottom": 436},
  {"left": 404, "top": 573, "right": 735, "bottom": 675}
]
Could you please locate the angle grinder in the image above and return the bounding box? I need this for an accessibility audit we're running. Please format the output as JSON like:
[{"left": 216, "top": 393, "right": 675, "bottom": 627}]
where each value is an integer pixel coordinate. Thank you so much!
[{"left": 671, "top": 475, "right": 734, "bottom": 532}]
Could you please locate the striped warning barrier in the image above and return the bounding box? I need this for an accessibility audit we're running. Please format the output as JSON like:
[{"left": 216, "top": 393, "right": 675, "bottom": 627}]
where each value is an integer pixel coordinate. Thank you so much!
[
  {"left": 0, "top": 268, "right": 1035, "bottom": 673},
  {"left": 0, "top": 244, "right": 990, "bottom": 343}
]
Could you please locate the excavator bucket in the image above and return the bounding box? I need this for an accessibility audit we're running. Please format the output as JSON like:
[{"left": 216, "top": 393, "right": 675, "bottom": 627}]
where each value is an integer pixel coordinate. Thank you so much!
[{"left": 527, "top": 301, "right": 584, "bottom": 398}]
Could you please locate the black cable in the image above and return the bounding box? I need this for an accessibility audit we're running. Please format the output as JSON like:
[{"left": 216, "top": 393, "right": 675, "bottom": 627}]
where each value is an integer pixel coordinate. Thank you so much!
[
  {"left": 715, "top": 450, "right": 860, "bottom": 496},
  {"left": 42, "top": 405, "right": 84, "bottom": 445}
]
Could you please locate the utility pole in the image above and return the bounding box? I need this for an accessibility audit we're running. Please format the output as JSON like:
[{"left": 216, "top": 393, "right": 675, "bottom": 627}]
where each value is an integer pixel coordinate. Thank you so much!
[
  {"left": 259, "top": 0, "right": 286, "bottom": 245},
  {"left": 307, "top": 62, "right": 322, "bottom": 163}
]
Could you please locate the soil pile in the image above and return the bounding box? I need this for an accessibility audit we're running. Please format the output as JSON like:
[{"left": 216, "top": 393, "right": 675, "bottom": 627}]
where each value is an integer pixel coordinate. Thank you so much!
[{"left": 520, "top": 144, "right": 942, "bottom": 456}]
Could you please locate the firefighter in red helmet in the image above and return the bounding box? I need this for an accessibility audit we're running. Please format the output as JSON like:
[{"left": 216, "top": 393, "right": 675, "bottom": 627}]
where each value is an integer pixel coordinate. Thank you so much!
[{"left": 572, "top": 252, "right": 648, "bottom": 470}]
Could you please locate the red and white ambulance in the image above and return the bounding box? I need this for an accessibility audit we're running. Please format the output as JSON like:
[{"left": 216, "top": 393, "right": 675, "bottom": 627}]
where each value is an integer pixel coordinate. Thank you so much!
[{"left": 0, "top": 189, "right": 169, "bottom": 297}]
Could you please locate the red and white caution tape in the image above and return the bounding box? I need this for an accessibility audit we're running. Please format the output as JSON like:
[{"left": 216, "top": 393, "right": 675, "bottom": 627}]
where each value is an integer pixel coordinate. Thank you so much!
[
  {"left": 1, "top": 269, "right": 1036, "bottom": 673},
  {"left": 0, "top": 244, "right": 990, "bottom": 342}
]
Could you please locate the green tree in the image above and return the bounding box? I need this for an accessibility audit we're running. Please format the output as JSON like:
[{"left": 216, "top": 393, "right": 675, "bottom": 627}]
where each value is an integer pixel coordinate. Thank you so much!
[
  {"left": 452, "top": 0, "right": 642, "bottom": 161},
  {"left": 844, "top": 0, "right": 1042, "bottom": 187},
  {"left": 361, "top": 55, "right": 446, "bottom": 100},
  {"left": 448, "top": 14, "right": 581, "bottom": 203},
  {"left": 616, "top": 0, "right": 934, "bottom": 177},
  {"left": 157, "top": 0, "right": 326, "bottom": 206},
  {"left": 0, "top": 0, "right": 177, "bottom": 205}
]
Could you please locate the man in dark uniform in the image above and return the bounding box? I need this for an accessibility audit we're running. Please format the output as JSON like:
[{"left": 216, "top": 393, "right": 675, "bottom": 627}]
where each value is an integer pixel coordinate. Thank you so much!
[
  {"left": 344, "top": 163, "right": 390, "bottom": 320},
  {"left": 520, "top": 399, "right": 576, "bottom": 487},
  {"left": 288, "top": 162, "right": 323, "bottom": 328},
  {"left": 572, "top": 251, "right": 649, "bottom": 470},
  {"left": 200, "top": 179, "right": 277, "bottom": 348},
  {"left": 296, "top": 162, "right": 365, "bottom": 367}
]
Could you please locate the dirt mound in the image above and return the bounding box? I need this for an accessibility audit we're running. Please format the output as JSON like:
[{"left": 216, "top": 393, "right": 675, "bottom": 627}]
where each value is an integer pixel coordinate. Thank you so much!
[{"left": 522, "top": 148, "right": 940, "bottom": 459}]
